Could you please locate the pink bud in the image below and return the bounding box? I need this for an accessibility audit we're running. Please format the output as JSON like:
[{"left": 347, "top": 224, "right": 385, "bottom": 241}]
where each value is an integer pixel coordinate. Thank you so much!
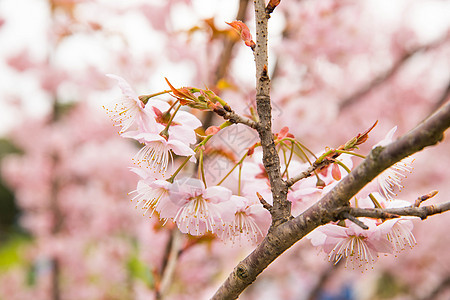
[{"left": 205, "top": 126, "right": 220, "bottom": 136}]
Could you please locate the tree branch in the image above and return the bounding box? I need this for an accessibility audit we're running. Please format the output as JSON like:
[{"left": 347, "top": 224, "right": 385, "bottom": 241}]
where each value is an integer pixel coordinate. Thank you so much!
[
  {"left": 346, "top": 202, "right": 450, "bottom": 220},
  {"left": 156, "top": 229, "right": 183, "bottom": 299},
  {"left": 211, "top": 101, "right": 450, "bottom": 299},
  {"left": 339, "top": 37, "right": 449, "bottom": 111},
  {"left": 253, "top": 0, "right": 289, "bottom": 225},
  {"left": 285, "top": 159, "right": 332, "bottom": 187},
  {"left": 307, "top": 261, "right": 342, "bottom": 300},
  {"left": 419, "top": 275, "right": 450, "bottom": 300},
  {"left": 213, "top": 107, "right": 259, "bottom": 129}
]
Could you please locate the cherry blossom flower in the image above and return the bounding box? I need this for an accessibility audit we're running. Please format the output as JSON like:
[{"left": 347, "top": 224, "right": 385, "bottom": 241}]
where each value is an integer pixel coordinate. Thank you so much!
[
  {"left": 218, "top": 195, "right": 271, "bottom": 245},
  {"left": 380, "top": 218, "right": 416, "bottom": 253},
  {"left": 360, "top": 193, "right": 417, "bottom": 253},
  {"left": 373, "top": 126, "right": 414, "bottom": 199},
  {"left": 124, "top": 131, "right": 196, "bottom": 175},
  {"left": 157, "top": 178, "right": 237, "bottom": 235},
  {"left": 104, "top": 74, "right": 152, "bottom": 134},
  {"left": 130, "top": 179, "right": 171, "bottom": 216},
  {"left": 115, "top": 97, "right": 200, "bottom": 175},
  {"left": 383, "top": 200, "right": 416, "bottom": 252},
  {"left": 308, "top": 219, "right": 393, "bottom": 270}
]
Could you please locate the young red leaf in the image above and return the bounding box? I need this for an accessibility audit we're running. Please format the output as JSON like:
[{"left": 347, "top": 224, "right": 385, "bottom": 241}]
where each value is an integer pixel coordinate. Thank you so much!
[
  {"left": 226, "top": 20, "right": 256, "bottom": 50},
  {"left": 164, "top": 77, "right": 196, "bottom": 102}
]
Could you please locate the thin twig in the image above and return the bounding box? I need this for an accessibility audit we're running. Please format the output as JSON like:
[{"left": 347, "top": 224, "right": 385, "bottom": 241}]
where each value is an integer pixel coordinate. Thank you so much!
[
  {"left": 419, "top": 275, "right": 450, "bottom": 300},
  {"left": 213, "top": 107, "right": 259, "bottom": 129},
  {"left": 348, "top": 202, "right": 450, "bottom": 220},
  {"left": 340, "top": 211, "right": 369, "bottom": 229},
  {"left": 286, "top": 159, "right": 332, "bottom": 187},
  {"left": 414, "top": 190, "right": 438, "bottom": 207},
  {"left": 265, "top": 0, "right": 281, "bottom": 16},
  {"left": 307, "top": 261, "right": 342, "bottom": 300},
  {"left": 257, "top": 192, "right": 273, "bottom": 212},
  {"left": 202, "top": 0, "right": 250, "bottom": 130},
  {"left": 156, "top": 230, "right": 183, "bottom": 299}
]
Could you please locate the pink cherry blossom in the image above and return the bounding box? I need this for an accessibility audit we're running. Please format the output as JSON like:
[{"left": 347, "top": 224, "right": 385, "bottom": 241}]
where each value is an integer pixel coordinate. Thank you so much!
[
  {"left": 354, "top": 193, "right": 417, "bottom": 254},
  {"left": 308, "top": 219, "right": 393, "bottom": 270},
  {"left": 130, "top": 179, "right": 171, "bottom": 216},
  {"left": 124, "top": 131, "right": 196, "bottom": 176},
  {"left": 157, "top": 178, "right": 237, "bottom": 235},
  {"left": 373, "top": 126, "right": 414, "bottom": 199},
  {"left": 6, "top": 48, "right": 37, "bottom": 72},
  {"left": 380, "top": 218, "right": 416, "bottom": 253},
  {"left": 104, "top": 74, "right": 151, "bottom": 134},
  {"left": 218, "top": 195, "right": 271, "bottom": 245}
]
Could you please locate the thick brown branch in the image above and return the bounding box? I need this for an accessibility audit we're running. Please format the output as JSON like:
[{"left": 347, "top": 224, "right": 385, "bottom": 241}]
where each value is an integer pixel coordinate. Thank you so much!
[{"left": 211, "top": 101, "right": 450, "bottom": 300}]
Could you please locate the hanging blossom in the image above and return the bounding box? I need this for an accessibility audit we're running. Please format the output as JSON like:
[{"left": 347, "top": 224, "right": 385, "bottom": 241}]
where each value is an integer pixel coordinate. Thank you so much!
[
  {"left": 107, "top": 78, "right": 201, "bottom": 176},
  {"left": 122, "top": 102, "right": 199, "bottom": 175},
  {"left": 373, "top": 126, "right": 414, "bottom": 199},
  {"left": 124, "top": 129, "right": 196, "bottom": 175},
  {"left": 129, "top": 177, "right": 171, "bottom": 217},
  {"left": 379, "top": 217, "right": 416, "bottom": 253},
  {"left": 218, "top": 195, "right": 271, "bottom": 245},
  {"left": 104, "top": 74, "right": 153, "bottom": 134},
  {"left": 308, "top": 219, "right": 394, "bottom": 270},
  {"left": 157, "top": 178, "right": 237, "bottom": 236}
]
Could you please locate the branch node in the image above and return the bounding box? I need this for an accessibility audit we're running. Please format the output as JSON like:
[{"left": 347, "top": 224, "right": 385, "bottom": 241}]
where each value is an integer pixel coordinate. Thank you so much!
[
  {"left": 236, "top": 264, "right": 249, "bottom": 279},
  {"left": 257, "top": 192, "right": 273, "bottom": 212},
  {"left": 340, "top": 211, "right": 369, "bottom": 230},
  {"left": 261, "top": 65, "right": 269, "bottom": 80}
]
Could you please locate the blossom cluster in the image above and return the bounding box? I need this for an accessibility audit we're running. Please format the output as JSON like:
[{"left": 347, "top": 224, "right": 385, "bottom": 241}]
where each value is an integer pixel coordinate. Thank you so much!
[
  {"left": 308, "top": 127, "right": 416, "bottom": 270},
  {"left": 106, "top": 75, "right": 417, "bottom": 267},
  {"left": 105, "top": 75, "right": 271, "bottom": 245}
]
